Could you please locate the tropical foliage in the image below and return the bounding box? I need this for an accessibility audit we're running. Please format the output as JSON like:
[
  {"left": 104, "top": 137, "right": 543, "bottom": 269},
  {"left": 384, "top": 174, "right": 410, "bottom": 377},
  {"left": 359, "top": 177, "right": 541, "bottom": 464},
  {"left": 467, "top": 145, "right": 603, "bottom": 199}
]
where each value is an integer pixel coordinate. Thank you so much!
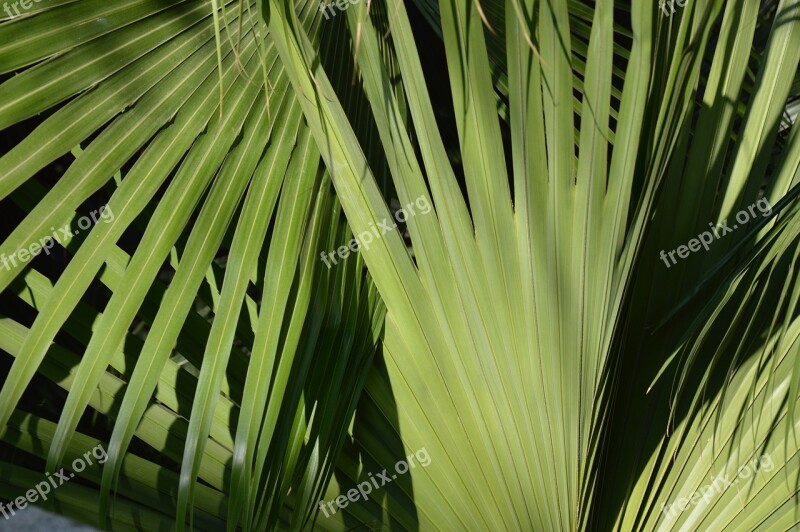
[{"left": 0, "top": 0, "right": 799, "bottom": 530}]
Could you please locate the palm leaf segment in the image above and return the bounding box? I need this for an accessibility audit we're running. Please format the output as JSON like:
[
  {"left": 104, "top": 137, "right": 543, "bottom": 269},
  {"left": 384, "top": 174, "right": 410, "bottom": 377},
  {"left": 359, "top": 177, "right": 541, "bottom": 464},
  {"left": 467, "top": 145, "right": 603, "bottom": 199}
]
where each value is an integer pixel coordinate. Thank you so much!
[
  {"left": 0, "top": 1, "right": 384, "bottom": 530},
  {"left": 266, "top": 0, "right": 800, "bottom": 529},
  {"left": 1, "top": 0, "right": 800, "bottom": 530}
]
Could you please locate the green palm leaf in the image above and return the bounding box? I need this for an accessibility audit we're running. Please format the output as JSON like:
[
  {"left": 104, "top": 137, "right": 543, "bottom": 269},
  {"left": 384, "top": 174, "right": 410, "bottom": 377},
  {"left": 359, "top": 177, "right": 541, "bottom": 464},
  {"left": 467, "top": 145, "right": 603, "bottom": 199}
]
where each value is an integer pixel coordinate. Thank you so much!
[
  {"left": 2, "top": 0, "right": 800, "bottom": 530},
  {"left": 262, "top": 0, "right": 800, "bottom": 529},
  {"left": 0, "top": 0, "right": 384, "bottom": 529}
]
